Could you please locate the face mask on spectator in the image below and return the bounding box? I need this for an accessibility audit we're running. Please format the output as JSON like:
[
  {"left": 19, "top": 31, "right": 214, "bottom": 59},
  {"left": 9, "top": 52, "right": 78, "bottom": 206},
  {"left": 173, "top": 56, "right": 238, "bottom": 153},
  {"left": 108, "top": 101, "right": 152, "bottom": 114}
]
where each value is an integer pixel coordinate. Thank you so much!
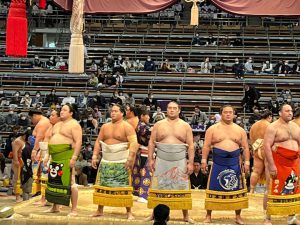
[
  {"left": 0, "top": 91, "right": 3, "bottom": 94},
  {"left": 236, "top": 120, "right": 241, "bottom": 124},
  {"left": 96, "top": 92, "right": 100, "bottom": 96},
  {"left": 9, "top": 110, "right": 13, "bottom": 114},
  {"left": 147, "top": 58, "right": 151, "bottom": 61},
  {"left": 220, "top": 62, "right": 223, "bottom": 65},
  {"left": 35, "top": 56, "right": 39, "bottom": 60},
  {"left": 287, "top": 99, "right": 291, "bottom": 102},
  {"left": 88, "top": 147, "right": 92, "bottom": 151},
  {"left": 25, "top": 94, "right": 29, "bottom": 97},
  {"left": 60, "top": 59, "right": 63, "bottom": 62},
  {"left": 210, "top": 120, "right": 215, "bottom": 123},
  {"left": 285, "top": 62, "right": 288, "bottom": 65},
  {"left": 15, "top": 93, "right": 19, "bottom": 97},
  {"left": 21, "top": 116, "right": 26, "bottom": 120},
  {"left": 118, "top": 57, "right": 122, "bottom": 60},
  {"left": 83, "top": 119, "right": 87, "bottom": 122},
  {"left": 266, "top": 61, "right": 269, "bottom": 64},
  {"left": 36, "top": 94, "right": 40, "bottom": 97},
  {"left": 235, "top": 61, "right": 239, "bottom": 64}
]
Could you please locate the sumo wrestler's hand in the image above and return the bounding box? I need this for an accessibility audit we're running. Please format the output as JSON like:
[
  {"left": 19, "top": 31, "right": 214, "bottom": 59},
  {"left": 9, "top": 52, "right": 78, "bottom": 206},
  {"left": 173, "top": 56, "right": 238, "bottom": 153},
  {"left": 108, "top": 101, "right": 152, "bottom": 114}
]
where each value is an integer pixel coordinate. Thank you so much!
[
  {"left": 200, "top": 160, "right": 208, "bottom": 175},
  {"left": 125, "top": 159, "right": 134, "bottom": 170},
  {"left": 69, "top": 158, "right": 76, "bottom": 169},
  {"left": 148, "top": 158, "right": 155, "bottom": 173},
  {"left": 186, "top": 162, "right": 194, "bottom": 175},
  {"left": 268, "top": 164, "right": 278, "bottom": 179}
]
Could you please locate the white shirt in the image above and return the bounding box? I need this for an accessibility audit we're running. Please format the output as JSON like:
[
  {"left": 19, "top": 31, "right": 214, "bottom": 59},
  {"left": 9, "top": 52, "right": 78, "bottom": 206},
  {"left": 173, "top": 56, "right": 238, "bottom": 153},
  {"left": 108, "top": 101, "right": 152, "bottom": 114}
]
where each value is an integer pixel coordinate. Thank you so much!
[{"left": 62, "top": 96, "right": 75, "bottom": 105}]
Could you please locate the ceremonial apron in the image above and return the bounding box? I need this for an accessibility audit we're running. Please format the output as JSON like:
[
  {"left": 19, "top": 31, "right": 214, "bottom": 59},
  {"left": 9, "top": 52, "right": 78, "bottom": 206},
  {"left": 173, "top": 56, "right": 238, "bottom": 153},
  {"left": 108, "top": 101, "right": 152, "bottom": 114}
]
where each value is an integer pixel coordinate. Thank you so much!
[
  {"left": 205, "top": 148, "right": 248, "bottom": 211},
  {"left": 93, "top": 141, "right": 133, "bottom": 207},
  {"left": 148, "top": 142, "right": 192, "bottom": 210},
  {"left": 45, "top": 144, "right": 73, "bottom": 206},
  {"left": 267, "top": 146, "right": 300, "bottom": 215}
]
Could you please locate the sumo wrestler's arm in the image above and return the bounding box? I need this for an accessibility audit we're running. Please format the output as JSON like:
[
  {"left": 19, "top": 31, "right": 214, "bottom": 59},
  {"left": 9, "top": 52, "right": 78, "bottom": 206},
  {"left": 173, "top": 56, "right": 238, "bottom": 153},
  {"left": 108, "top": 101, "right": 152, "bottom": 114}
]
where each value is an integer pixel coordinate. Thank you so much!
[
  {"left": 12, "top": 139, "right": 22, "bottom": 167},
  {"left": 92, "top": 124, "right": 105, "bottom": 169},
  {"left": 31, "top": 121, "right": 50, "bottom": 161},
  {"left": 201, "top": 125, "right": 213, "bottom": 174},
  {"left": 186, "top": 124, "right": 195, "bottom": 175},
  {"left": 42, "top": 125, "right": 53, "bottom": 166},
  {"left": 241, "top": 129, "right": 250, "bottom": 174},
  {"left": 125, "top": 122, "right": 139, "bottom": 170},
  {"left": 263, "top": 124, "right": 277, "bottom": 178},
  {"left": 148, "top": 123, "right": 158, "bottom": 173},
  {"left": 70, "top": 122, "right": 83, "bottom": 169}
]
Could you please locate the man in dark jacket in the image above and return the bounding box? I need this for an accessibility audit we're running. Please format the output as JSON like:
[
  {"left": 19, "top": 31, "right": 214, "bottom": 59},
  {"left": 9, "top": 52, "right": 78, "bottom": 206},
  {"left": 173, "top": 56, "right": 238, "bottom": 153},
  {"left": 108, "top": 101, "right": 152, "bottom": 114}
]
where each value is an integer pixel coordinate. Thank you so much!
[{"left": 242, "top": 84, "right": 260, "bottom": 112}]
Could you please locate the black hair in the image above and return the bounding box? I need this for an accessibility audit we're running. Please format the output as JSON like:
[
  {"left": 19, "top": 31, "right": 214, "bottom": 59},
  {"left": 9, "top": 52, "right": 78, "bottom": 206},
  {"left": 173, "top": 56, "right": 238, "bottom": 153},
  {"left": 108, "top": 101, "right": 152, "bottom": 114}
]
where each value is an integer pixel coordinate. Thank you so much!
[
  {"left": 64, "top": 103, "right": 78, "bottom": 119},
  {"left": 113, "top": 104, "right": 126, "bottom": 116},
  {"left": 261, "top": 109, "right": 272, "bottom": 119},
  {"left": 126, "top": 104, "right": 138, "bottom": 116},
  {"left": 279, "top": 103, "right": 291, "bottom": 112},
  {"left": 167, "top": 100, "right": 180, "bottom": 109},
  {"left": 0, "top": 153, "right": 5, "bottom": 173},
  {"left": 153, "top": 204, "right": 170, "bottom": 225},
  {"left": 219, "top": 105, "right": 235, "bottom": 114},
  {"left": 28, "top": 109, "right": 43, "bottom": 116}
]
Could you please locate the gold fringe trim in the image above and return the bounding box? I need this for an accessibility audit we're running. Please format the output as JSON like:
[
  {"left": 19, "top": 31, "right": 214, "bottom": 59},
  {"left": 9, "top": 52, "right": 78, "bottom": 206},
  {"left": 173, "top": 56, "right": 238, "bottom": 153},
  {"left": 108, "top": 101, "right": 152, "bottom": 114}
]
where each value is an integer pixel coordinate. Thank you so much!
[
  {"left": 147, "top": 189, "right": 192, "bottom": 210},
  {"left": 205, "top": 197, "right": 248, "bottom": 210},
  {"left": 93, "top": 185, "right": 133, "bottom": 207},
  {"left": 41, "top": 183, "right": 46, "bottom": 196},
  {"left": 31, "top": 182, "right": 41, "bottom": 195},
  {"left": 205, "top": 188, "right": 248, "bottom": 196},
  {"left": 267, "top": 193, "right": 300, "bottom": 215}
]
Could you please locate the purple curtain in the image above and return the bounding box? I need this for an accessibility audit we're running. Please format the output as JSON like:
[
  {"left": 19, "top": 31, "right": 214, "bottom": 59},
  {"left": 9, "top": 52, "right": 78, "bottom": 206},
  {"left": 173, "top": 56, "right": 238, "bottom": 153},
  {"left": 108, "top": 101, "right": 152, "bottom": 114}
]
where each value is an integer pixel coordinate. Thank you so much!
[
  {"left": 211, "top": 0, "right": 300, "bottom": 16},
  {"left": 54, "top": 0, "right": 177, "bottom": 14}
]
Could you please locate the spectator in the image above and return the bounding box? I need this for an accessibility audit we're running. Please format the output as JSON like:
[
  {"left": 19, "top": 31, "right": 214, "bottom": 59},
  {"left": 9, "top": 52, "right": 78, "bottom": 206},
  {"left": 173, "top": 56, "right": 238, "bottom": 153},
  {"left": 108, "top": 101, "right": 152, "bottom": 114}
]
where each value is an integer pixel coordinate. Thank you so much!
[
  {"left": 46, "top": 56, "right": 55, "bottom": 68},
  {"left": 244, "top": 57, "right": 254, "bottom": 74},
  {"left": 248, "top": 109, "right": 261, "bottom": 126},
  {"left": 32, "top": 55, "right": 42, "bottom": 68},
  {"left": 232, "top": 33, "right": 242, "bottom": 46},
  {"left": 109, "top": 90, "right": 122, "bottom": 105},
  {"left": 143, "top": 93, "right": 158, "bottom": 110},
  {"left": 205, "top": 33, "right": 216, "bottom": 46},
  {"left": 10, "top": 91, "right": 21, "bottom": 107},
  {"left": 281, "top": 60, "right": 292, "bottom": 75},
  {"left": 200, "top": 57, "right": 212, "bottom": 73},
  {"left": 175, "top": 57, "right": 187, "bottom": 72},
  {"left": 75, "top": 165, "right": 88, "bottom": 186},
  {"left": 190, "top": 157, "right": 207, "bottom": 189},
  {"left": 159, "top": 59, "right": 172, "bottom": 72},
  {"left": 232, "top": 58, "right": 244, "bottom": 79},
  {"left": 292, "top": 60, "right": 300, "bottom": 74},
  {"left": 91, "top": 90, "right": 106, "bottom": 109},
  {"left": 75, "top": 153, "right": 89, "bottom": 168},
  {"left": 0, "top": 88, "right": 8, "bottom": 106},
  {"left": 114, "top": 71, "right": 124, "bottom": 87},
  {"left": 274, "top": 60, "right": 284, "bottom": 74},
  {"left": 242, "top": 84, "right": 261, "bottom": 112},
  {"left": 31, "top": 91, "right": 43, "bottom": 108},
  {"left": 32, "top": 3, "right": 39, "bottom": 16},
  {"left": 261, "top": 60, "right": 273, "bottom": 74},
  {"left": 77, "top": 90, "right": 91, "bottom": 108},
  {"left": 44, "top": 88, "right": 59, "bottom": 107},
  {"left": 214, "top": 59, "right": 226, "bottom": 73},
  {"left": 235, "top": 116, "right": 246, "bottom": 129},
  {"left": 20, "top": 91, "right": 32, "bottom": 108},
  {"left": 220, "top": 35, "right": 231, "bottom": 47},
  {"left": 92, "top": 106, "right": 102, "bottom": 123},
  {"left": 153, "top": 204, "right": 170, "bottom": 225},
  {"left": 5, "top": 107, "right": 19, "bottom": 128},
  {"left": 152, "top": 106, "right": 166, "bottom": 123},
  {"left": 89, "top": 60, "right": 98, "bottom": 71},
  {"left": 190, "top": 105, "right": 207, "bottom": 126},
  {"left": 125, "top": 93, "right": 135, "bottom": 106},
  {"left": 56, "top": 57, "right": 66, "bottom": 70},
  {"left": 112, "top": 55, "right": 125, "bottom": 74},
  {"left": 88, "top": 73, "right": 99, "bottom": 87},
  {"left": 280, "top": 89, "right": 292, "bottom": 103},
  {"left": 192, "top": 33, "right": 202, "bottom": 46},
  {"left": 206, "top": 115, "right": 216, "bottom": 129},
  {"left": 133, "top": 59, "right": 144, "bottom": 71},
  {"left": 268, "top": 96, "right": 280, "bottom": 114},
  {"left": 62, "top": 90, "right": 75, "bottom": 105},
  {"left": 18, "top": 113, "right": 30, "bottom": 127},
  {"left": 144, "top": 56, "right": 156, "bottom": 71},
  {"left": 122, "top": 57, "right": 132, "bottom": 73},
  {"left": 0, "top": 153, "right": 9, "bottom": 187},
  {"left": 118, "top": 90, "right": 126, "bottom": 104},
  {"left": 106, "top": 53, "right": 114, "bottom": 68}
]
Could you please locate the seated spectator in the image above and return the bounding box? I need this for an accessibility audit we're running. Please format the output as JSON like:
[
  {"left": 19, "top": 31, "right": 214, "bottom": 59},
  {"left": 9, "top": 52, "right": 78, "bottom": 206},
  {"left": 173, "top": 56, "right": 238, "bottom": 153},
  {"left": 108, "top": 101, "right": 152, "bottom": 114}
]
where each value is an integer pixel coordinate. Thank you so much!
[
  {"left": 261, "top": 60, "right": 273, "bottom": 74},
  {"left": 232, "top": 58, "right": 244, "bottom": 79},
  {"left": 268, "top": 96, "right": 280, "bottom": 114},
  {"left": 175, "top": 57, "right": 187, "bottom": 72},
  {"left": 75, "top": 165, "right": 88, "bottom": 186},
  {"left": 187, "top": 67, "right": 195, "bottom": 73},
  {"left": 31, "top": 91, "right": 43, "bottom": 108},
  {"left": 190, "top": 157, "right": 207, "bottom": 189},
  {"left": 114, "top": 71, "right": 124, "bottom": 87},
  {"left": 10, "top": 91, "right": 22, "bottom": 107},
  {"left": 242, "top": 84, "right": 261, "bottom": 112},
  {"left": 293, "top": 60, "right": 300, "bottom": 74},
  {"left": 274, "top": 60, "right": 284, "bottom": 74},
  {"left": 159, "top": 59, "right": 172, "bottom": 72},
  {"left": 214, "top": 59, "right": 226, "bottom": 73},
  {"left": 106, "top": 73, "right": 117, "bottom": 87},
  {"left": 18, "top": 113, "right": 30, "bottom": 127},
  {"left": 118, "top": 90, "right": 126, "bottom": 104},
  {"left": 125, "top": 93, "right": 135, "bottom": 106},
  {"left": 235, "top": 116, "right": 246, "bottom": 129},
  {"left": 143, "top": 93, "right": 158, "bottom": 110},
  {"left": 91, "top": 90, "right": 106, "bottom": 109},
  {"left": 200, "top": 57, "right": 212, "bottom": 73},
  {"left": 109, "top": 90, "right": 122, "bottom": 105},
  {"left": 32, "top": 55, "right": 42, "bottom": 68},
  {"left": 56, "top": 57, "right": 66, "bottom": 70},
  {"left": 152, "top": 106, "right": 166, "bottom": 123},
  {"left": 89, "top": 60, "right": 98, "bottom": 71},
  {"left": 81, "top": 113, "right": 98, "bottom": 134},
  {"left": 106, "top": 53, "right": 114, "bottom": 68},
  {"left": 0, "top": 88, "right": 8, "bottom": 106},
  {"left": 220, "top": 35, "right": 231, "bottom": 47},
  {"left": 75, "top": 153, "right": 89, "bottom": 168},
  {"left": 280, "top": 89, "right": 292, "bottom": 103},
  {"left": 206, "top": 115, "right": 217, "bottom": 130},
  {"left": 205, "top": 33, "right": 216, "bottom": 46},
  {"left": 192, "top": 33, "right": 202, "bottom": 46},
  {"left": 133, "top": 59, "right": 144, "bottom": 71},
  {"left": 153, "top": 204, "right": 170, "bottom": 225},
  {"left": 44, "top": 88, "right": 59, "bottom": 107},
  {"left": 32, "top": 2, "right": 39, "bottom": 16},
  {"left": 5, "top": 107, "right": 19, "bottom": 130},
  {"left": 144, "top": 56, "right": 156, "bottom": 71},
  {"left": 88, "top": 73, "right": 99, "bottom": 87},
  {"left": 190, "top": 105, "right": 207, "bottom": 126},
  {"left": 244, "top": 57, "right": 254, "bottom": 74},
  {"left": 112, "top": 55, "right": 125, "bottom": 74},
  {"left": 232, "top": 32, "right": 242, "bottom": 46},
  {"left": 100, "top": 57, "right": 112, "bottom": 73},
  {"left": 62, "top": 90, "right": 75, "bottom": 105},
  {"left": 46, "top": 56, "right": 55, "bottom": 68},
  {"left": 77, "top": 90, "right": 91, "bottom": 108},
  {"left": 281, "top": 60, "right": 292, "bottom": 75},
  {"left": 122, "top": 57, "right": 132, "bottom": 73},
  {"left": 20, "top": 91, "right": 32, "bottom": 108},
  {"left": 92, "top": 106, "right": 102, "bottom": 123}
]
